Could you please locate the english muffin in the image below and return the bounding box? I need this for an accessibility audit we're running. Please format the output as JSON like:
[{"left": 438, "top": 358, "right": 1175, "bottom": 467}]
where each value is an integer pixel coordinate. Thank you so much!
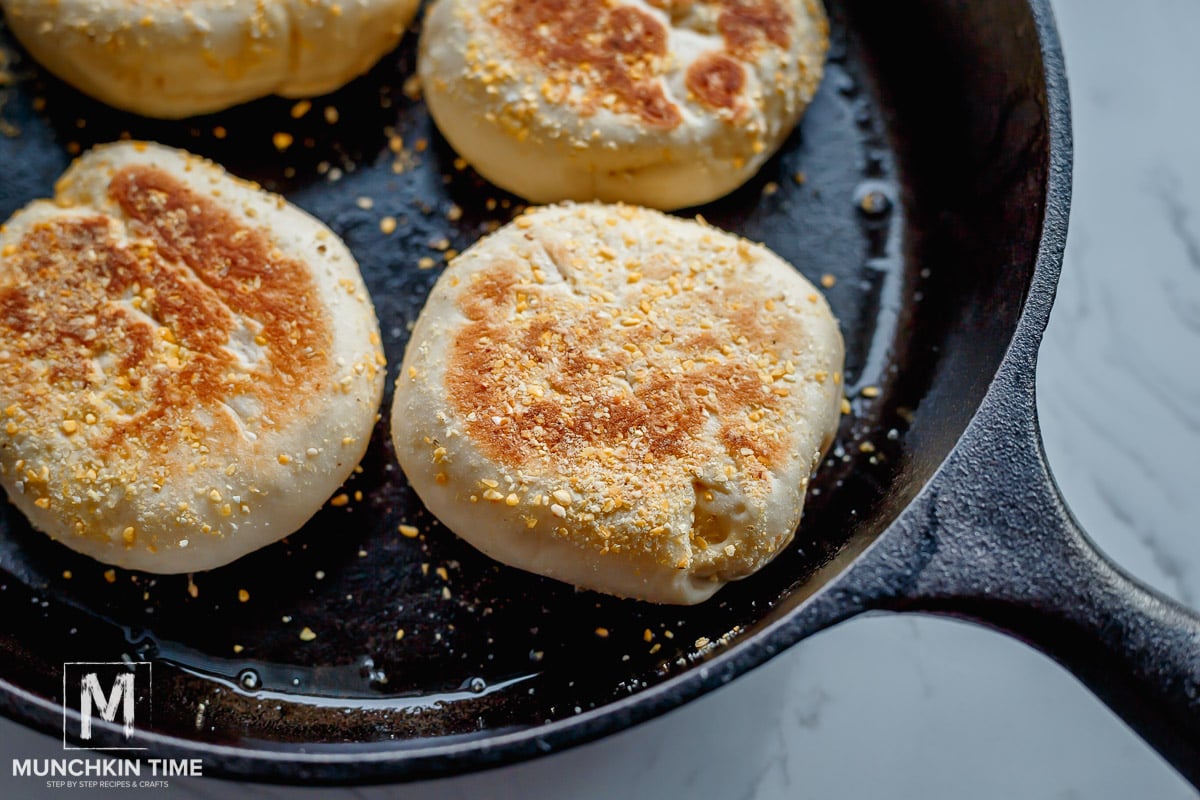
[
  {"left": 391, "top": 203, "right": 843, "bottom": 604},
  {"left": 419, "top": 0, "right": 829, "bottom": 210},
  {"left": 0, "top": 0, "right": 421, "bottom": 118},
  {"left": 0, "top": 142, "right": 385, "bottom": 572}
]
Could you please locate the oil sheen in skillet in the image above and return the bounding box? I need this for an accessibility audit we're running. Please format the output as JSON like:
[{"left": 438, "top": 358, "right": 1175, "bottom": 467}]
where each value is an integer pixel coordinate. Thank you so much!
[{"left": 0, "top": 2, "right": 913, "bottom": 748}]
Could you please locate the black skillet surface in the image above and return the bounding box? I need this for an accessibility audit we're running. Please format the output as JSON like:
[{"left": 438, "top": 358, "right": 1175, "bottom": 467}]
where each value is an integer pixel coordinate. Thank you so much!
[{"left": 0, "top": 0, "right": 1198, "bottom": 786}]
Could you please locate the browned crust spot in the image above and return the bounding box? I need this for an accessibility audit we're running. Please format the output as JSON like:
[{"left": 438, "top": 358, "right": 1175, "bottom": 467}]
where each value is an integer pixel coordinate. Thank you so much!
[
  {"left": 487, "top": 0, "right": 682, "bottom": 130},
  {"left": 0, "top": 165, "right": 333, "bottom": 460},
  {"left": 646, "top": 0, "right": 794, "bottom": 55},
  {"left": 445, "top": 263, "right": 788, "bottom": 477},
  {"left": 717, "top": 0, "right": 793, "bottom": 57},
  {"left": 686, "top": 52, "right": 745, "bottom": 111}
]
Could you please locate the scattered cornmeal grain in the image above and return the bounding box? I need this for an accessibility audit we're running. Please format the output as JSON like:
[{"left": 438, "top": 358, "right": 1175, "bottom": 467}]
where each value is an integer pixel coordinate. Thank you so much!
[
  {"left": 861, "top": 385, "right": 881, "bottom": 399},
  {"left": 355, "top": 196, "right": 375, "bottom": 210},
  {"left": 402, "top": 74, "right": 422, "bottom": 100},
  {"left": 762, "top": 181, "right": 779, "bottom": 196},
  {"left": 380, "top": 216, "right": 398, "bottom": 235},
  {"left": 395, "top": 629, "right": 405, "bottom": 640},
  {"left": 103, "top": 569, "right": 116, "bottom": 584},
  {"left": 272, "top": 132, "right": 294, "bottom": 151},
  {"left": 238, "top": 589, "right": 250, "bottom": 602},
  {"left": 329, "top": 493, "right": 350, "bottom": 507},
  {"left": 860, "top": 192, "right": 887, "bottom": 214},
  {"left": 793, "top": 171, "right": 807, "bottom": 185},
  {"left": 594, "top": 627, "right": 610, "bottom": 638},
  {"left": 695, "top": 637, "right": 710, "bottom": 648},
  {"left": 290, "top": 100, "right": 312, "bottom": 119},
  {"left": 233, "top": 644, "right": 244, "bottom": 654},
  {"left": 643, "top": 629, "right": 654, "bottom": 642},
  {"left": 858, "top": 441, "right": 876, "bottom": 454},
  {"left": 820, "top": 273, "right": 836, "bottom": 288},
  {"left": 399, "top": 524, "right": 420, "bottom": 538},
  {"left": 417, "top": 256, "right": 436, "bottom": 269},
  {"left": 841, "top": 397, "right": 852, "bottom": 415},
  {"left": 299, "top": 626, "right": 317, "bottom": 642},
  {"left": 446, "top": 204, "right": 463, "bottom": 222},
  {"left": 324, "top": 106, "right": 339, "bottom": 124},
  {"left": 62, "top": 570, "right": 72, "bottom": 580}
]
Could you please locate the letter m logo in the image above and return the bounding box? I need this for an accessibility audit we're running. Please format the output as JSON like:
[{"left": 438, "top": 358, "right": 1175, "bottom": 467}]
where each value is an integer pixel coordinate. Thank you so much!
[
  {"left": 80, "top": 672, "right": 134, "bottom": 740},
  {"left": 62, "top": 662, "right": 151, "bottom": 751}
]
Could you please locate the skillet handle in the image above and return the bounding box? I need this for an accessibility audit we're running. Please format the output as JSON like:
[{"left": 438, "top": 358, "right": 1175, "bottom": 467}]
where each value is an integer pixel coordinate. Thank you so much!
[{"left": 872, "top": 383, "right": 1200, "bottom": 787}]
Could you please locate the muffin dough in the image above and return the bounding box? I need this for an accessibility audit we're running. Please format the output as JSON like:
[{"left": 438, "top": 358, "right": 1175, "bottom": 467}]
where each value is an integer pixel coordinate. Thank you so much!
[{"left": 391, "top": 203, "right": 843, "bottom": 603}]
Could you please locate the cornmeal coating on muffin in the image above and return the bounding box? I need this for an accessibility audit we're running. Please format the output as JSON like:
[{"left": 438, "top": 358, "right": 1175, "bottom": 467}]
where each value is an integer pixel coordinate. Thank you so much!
[
  {"left": 391, "top": 203, "right": 843, "bottom": 604},
  {"left": 0, "top": 142, "right": 385, "bottom": 572},
  {"left": 1, "top": 0, "right": 420, "bottom": 118},
  {"left": 419, "top": 0, "right": 829, "bottom": 209}
]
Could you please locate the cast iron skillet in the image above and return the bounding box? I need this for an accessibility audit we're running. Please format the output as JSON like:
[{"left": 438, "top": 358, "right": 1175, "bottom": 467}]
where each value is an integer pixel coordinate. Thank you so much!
[{"left": 0, "top": 0, "right": 1197, "bottom": 787}]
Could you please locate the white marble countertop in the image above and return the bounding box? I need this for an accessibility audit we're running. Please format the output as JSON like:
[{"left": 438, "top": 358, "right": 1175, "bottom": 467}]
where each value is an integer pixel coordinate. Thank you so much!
[{"left": 3, "top": 0, "right": 1199, "bottom": 796}]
